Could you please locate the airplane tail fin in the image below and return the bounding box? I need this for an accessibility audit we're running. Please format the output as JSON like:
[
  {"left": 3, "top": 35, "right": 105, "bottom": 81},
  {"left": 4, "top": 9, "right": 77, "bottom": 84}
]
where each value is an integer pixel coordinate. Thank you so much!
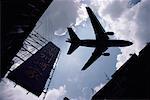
[
  {"left": 67, "top": 28, "right": 80, "bottom": 41},
  {"left": 67, "top": 28, "right": 80, "bottom": 54}
]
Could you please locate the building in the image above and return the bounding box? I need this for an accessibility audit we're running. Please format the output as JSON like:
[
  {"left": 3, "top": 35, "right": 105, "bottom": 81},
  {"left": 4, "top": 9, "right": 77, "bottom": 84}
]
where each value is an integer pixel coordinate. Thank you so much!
[
  {"left": 92, "top": 43, "right": 150, "bottom": 99},
  {"left": 7, "top": 42, "right": 60, "bottom": 96},
  {"left": 1, "top": 0, "right": 53, "bottom": 77}
]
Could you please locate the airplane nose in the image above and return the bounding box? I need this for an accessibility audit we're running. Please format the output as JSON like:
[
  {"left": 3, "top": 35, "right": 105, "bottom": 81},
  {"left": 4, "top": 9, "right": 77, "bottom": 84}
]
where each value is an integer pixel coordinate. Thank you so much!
[{"left": 129, "top": 41, "right": 133, "bottom": 45}]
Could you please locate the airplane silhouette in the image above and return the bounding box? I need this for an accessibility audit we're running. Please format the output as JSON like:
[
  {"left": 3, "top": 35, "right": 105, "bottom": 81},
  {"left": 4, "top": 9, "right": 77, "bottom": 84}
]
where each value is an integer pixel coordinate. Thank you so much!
[{"left": 66, "top": 7, "right": 133, "bottom": 71}]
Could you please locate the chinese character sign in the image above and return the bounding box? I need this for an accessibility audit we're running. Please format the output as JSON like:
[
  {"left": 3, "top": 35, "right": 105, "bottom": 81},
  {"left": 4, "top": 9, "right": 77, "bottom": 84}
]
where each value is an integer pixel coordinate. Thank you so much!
[{"left": 7, "top": 42, "right": 60, "bottom": 96}]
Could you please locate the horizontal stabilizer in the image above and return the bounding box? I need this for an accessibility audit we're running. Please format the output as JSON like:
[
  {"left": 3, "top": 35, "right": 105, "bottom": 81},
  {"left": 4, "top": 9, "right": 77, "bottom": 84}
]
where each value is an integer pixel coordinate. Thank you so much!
[
  {"left": 67, "top": 43, "right": 79, "bottom": 54},
  {"left": 67, "top": 27, "right": 80, "bottom": 54}
]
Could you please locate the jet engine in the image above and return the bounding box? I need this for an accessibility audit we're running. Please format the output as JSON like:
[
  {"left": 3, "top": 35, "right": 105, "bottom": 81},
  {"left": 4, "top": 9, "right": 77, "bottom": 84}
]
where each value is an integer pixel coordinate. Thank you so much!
[
  {"left": 107, "top": 32, "right": 114, "bottom": 35},
  {"left": 103, "top": 53, "right": 110, "bottom": 56}
]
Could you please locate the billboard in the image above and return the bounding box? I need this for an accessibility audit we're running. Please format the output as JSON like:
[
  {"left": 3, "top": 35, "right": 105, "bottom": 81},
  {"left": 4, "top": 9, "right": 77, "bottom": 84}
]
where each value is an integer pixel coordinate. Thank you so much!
[{"left": 7, "top": 42, "right": 60, "bottom": 96}]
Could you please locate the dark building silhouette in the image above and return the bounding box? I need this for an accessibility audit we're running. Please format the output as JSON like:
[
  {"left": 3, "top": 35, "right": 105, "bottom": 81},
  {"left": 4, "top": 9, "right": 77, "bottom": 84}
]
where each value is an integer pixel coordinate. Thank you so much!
[
  {"left": 7, "top": 42, "right": 60, "bottom": 96},
  {"left": 1, "top": 0, "right": 53, "bottom": 78},
  {"left": 92, "top": 43, "right": 150, "bottom": 99}
]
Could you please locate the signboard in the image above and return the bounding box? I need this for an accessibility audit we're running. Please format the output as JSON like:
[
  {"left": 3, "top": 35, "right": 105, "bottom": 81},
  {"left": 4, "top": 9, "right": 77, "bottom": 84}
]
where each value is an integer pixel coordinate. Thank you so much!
[{"left": 7, "top": 42, "right": 60, "bottom": 96}]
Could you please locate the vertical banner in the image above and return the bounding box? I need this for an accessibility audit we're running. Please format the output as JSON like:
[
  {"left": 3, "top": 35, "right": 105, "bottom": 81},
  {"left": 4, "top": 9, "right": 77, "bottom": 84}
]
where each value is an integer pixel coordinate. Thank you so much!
[{"left": 7, "top": 42, "right": 60, "bottom": 96}]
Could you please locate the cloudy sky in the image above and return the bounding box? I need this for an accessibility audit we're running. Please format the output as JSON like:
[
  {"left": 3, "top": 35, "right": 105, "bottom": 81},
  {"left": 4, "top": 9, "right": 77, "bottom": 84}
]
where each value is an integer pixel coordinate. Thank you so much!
[{"left": 0, "top": 0, "right": 150, "bottom": 100}]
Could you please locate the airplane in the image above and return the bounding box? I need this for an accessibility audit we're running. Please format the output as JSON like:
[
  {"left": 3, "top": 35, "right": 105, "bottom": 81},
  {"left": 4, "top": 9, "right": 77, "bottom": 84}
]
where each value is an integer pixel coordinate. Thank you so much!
[{"left": 66, "top": 7, "right": 133, "bottom": 71}]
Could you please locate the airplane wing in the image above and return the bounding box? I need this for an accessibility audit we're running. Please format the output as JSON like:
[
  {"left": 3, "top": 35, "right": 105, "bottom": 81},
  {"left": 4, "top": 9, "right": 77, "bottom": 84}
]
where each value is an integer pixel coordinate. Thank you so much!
[
  {"left": 86, "top": 7, "right": 109, "bottom": 40},
  {"left": 81, "top": 47, "right": 105, "bottom": 70}
]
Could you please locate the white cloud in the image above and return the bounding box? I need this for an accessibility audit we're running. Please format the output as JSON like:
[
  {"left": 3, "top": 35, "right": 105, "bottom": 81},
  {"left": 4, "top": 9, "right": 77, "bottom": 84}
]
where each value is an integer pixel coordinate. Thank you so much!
[
  {"left": 0, "top": 79, "right": 67, "bottom": 100},
  {"left": 45, "top": 85, "right": 67, "bottom": 100},
  {"left": 134, "top": 0, "right": 150, "bottom": 45},
  {"left": 102, "top": 0, "right": 128, "bottom": 20},
  {"left": 36, "top": 0, "right": 90, "bottom": 39},
  {"left": 91, "top": 0, "right": 150, "bottom": 69},
  {"left": 79, "top": 0, "right": 150, "bottom": 70},
  {"left": 36, "top": 0, "right": 79, "bottom": 38},
  {"left": 69, "top": 96, "right": 86, "bottom": 100},
  {"left": 75, "top": 4, "right": 88, "bottom": 26},
  {"left": 0, "top": 78, "right": 38, "bottom": 100},
  {"left": 94, "top": 83, "right": 105, "bottom": 93}
]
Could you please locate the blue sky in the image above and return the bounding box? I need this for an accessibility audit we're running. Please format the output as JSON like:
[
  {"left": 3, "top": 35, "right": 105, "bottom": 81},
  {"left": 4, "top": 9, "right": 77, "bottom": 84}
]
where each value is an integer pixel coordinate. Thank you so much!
[{"left": 1, "top": 0, "right": 150, "bottom": 100}]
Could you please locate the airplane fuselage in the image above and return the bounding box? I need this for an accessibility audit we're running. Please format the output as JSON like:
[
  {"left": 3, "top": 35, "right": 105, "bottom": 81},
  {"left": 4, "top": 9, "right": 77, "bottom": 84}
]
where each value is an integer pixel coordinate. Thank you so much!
[{"left": 67, "top": 39, "right": 133, "bottom": 48}]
